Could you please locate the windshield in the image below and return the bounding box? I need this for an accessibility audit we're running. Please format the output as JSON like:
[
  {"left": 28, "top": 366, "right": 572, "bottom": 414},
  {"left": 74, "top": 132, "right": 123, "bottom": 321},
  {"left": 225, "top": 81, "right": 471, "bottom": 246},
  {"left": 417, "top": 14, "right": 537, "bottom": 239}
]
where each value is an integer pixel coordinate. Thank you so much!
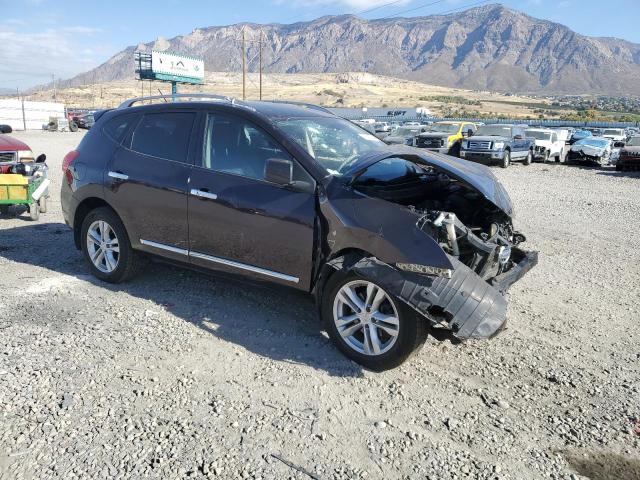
[
  {"left": 525, "top": 130, "right": 552, "bottom": 141},
  {"left": 603, "top": 129, "right": 624, "bottom": 136},
  {"left": 424, "top": 123, "right": 460, "bottom": 134},
  {"left": 575, "top": 139, "right": 609, "bottom": 148},
  {"left": 393, "top": 127, "right": 420, "bottom": 137},
  {"left": 276, "top": 117, "right": 385, "bottom": 175},
  {"left": 573, "top": 130, "right": 591, "bottom": 137},
  {"left": 627, "top": 137, "right": 640, "bottom": 146},
  {"left": 475, "top": 125, "right": 512, "bottom": 137}
]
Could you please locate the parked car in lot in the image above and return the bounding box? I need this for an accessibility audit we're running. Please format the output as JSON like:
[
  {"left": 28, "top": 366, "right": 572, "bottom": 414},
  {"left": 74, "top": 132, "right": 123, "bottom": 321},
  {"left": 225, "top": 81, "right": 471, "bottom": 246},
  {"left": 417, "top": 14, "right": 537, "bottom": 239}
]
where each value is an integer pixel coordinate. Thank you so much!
[
  {"left": 616, "top": 136, "right": 640, "bottom": 171},
  {"left": 0, "top": 125, "right": 12, "bottom": 134},
  {"left": 0, "top": 134, "right": 37, "bottom": 171},
  {"left": 459, "top": 124, "right": 534, "bottom": 168},
  {"left": 383, "top": 125, "right": 426, "bottom": 146},
  {"left": 415, "top": 121, "right": 476, "bottom": 156},
  {"left": 566, "top": 137, "right": 614, "bottom": 166},
  {"left": 60, "top": 94, "right": 537, "bottom": 370},
  {"left": 601, "top": 128, "right": 627, "bottom": 148},
  {"left": 76, "top": 113, "right": 95, "bottom": 130},
  {"left": 569, "top": 129, "right": 592, "bottom": 145},
  {"left": 374, "top": 121, "right": 391, "bottom": 133},
  {"left": 525, "top": 128, "right": 565, "bottom": 162}
]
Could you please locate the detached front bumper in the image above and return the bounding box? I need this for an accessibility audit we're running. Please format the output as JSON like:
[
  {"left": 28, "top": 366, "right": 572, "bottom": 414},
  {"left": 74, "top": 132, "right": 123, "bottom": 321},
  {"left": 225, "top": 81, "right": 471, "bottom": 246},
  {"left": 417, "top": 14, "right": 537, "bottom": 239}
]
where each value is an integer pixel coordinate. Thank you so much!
[{"left": 342, "top": 249, "right": 537, "bottom": 341}]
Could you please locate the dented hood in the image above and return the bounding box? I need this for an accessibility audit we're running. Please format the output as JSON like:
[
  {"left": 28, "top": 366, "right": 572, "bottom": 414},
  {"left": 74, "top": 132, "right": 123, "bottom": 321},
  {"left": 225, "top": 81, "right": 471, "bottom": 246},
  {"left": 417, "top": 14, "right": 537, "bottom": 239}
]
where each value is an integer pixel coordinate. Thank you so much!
[{"left": 344, "top": 146, "right": 514, "bottom": 217}]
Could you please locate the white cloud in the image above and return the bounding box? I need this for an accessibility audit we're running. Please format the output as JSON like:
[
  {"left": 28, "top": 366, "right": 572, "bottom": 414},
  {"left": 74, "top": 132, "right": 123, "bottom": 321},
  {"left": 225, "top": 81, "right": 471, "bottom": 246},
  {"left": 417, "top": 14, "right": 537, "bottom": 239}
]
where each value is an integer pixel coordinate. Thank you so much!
[{"left": 0, "top": 26, "right": 110, "bottom": 89}]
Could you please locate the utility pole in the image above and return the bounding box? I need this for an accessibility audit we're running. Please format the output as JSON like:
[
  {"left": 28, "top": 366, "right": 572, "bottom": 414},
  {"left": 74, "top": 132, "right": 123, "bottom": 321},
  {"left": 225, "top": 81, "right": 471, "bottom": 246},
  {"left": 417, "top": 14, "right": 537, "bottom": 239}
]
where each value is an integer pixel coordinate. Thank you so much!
[
  {"left": 259, "top": 31, "right": 263, "bottom": 101},
  {"left": 242, "top": 28, "right": 246, "bottom": 101},
  {"left": 52, "top": 74, "right": 56, "bottom": 101},
  {"left": 18, "top": 88, "right": 26, "bottom": 131}
]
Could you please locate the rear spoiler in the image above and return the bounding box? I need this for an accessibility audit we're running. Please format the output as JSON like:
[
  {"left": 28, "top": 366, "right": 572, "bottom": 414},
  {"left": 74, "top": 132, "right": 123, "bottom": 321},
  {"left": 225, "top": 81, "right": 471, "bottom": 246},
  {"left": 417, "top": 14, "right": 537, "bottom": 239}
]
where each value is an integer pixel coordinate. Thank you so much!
[{"left": 92, "top": 109, "right": 112, "bottom": 123}]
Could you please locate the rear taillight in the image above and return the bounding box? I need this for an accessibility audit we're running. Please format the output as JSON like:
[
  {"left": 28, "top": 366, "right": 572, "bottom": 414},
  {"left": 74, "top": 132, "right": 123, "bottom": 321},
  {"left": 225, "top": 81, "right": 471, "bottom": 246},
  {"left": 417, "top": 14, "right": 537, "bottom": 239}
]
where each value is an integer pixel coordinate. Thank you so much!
[{"left": 62, "top": 150, "right": 79, "bottom": 183}]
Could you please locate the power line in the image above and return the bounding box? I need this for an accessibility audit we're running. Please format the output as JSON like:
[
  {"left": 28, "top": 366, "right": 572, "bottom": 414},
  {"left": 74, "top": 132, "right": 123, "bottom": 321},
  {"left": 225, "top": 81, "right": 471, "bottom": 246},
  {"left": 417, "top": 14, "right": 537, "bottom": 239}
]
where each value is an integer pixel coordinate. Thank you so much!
[{"left": 355, "top": 0, "right": 407, "bottom": 15}]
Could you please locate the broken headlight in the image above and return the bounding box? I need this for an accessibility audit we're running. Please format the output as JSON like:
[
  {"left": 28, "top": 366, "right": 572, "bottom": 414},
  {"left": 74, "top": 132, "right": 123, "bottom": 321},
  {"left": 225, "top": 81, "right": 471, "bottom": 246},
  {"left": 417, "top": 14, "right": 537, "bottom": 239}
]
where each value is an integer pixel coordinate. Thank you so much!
[{"left": 396, "top": 263, "right": 452, "bottom": 278}]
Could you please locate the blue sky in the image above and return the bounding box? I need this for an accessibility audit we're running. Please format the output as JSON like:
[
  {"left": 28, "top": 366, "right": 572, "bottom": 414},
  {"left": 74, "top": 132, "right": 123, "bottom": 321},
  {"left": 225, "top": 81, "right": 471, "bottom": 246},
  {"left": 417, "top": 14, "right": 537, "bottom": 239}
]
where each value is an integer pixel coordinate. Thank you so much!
[{"left": 1, "top": 0, "right": 638, "bottom": 90}]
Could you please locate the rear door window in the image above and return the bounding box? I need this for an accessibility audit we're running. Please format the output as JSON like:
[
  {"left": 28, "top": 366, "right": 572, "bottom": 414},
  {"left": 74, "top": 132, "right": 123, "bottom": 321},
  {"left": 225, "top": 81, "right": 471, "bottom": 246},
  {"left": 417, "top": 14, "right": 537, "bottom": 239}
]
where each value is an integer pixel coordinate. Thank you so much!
[{"left": 130, "top": 112, "right": 195, "bottom": 163}]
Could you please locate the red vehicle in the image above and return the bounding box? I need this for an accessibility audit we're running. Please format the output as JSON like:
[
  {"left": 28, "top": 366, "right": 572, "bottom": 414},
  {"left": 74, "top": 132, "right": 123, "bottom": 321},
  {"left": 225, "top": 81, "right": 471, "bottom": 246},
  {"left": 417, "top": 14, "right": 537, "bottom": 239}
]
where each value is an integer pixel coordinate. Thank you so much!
[{"left": 0, "top": 135, "right": 36, "bottom": 173}]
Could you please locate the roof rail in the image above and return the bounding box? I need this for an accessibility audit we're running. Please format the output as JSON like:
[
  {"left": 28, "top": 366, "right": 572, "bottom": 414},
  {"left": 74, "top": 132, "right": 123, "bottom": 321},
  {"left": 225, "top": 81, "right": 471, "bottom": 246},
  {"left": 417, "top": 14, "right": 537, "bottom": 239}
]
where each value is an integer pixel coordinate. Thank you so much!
[
  {"left": 262, "top": 100, "right": 334, "bottom": 115},
  {"left": 118, "top": 93, "right": 236, "bottom": 109}
]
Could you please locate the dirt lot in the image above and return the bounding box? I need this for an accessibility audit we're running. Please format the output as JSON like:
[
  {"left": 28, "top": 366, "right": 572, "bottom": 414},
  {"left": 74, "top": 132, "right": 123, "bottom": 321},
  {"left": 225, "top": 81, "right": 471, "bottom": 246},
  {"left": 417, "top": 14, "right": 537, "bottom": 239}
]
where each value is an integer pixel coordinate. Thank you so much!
[{"left": 1, "top": 130, "right": 639, "bottom": 480}]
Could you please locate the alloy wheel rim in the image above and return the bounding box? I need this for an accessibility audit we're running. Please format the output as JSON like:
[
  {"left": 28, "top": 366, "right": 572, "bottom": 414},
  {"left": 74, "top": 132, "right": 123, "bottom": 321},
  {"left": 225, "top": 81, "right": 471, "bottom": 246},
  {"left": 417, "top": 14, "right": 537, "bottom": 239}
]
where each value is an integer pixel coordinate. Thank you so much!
[
  {"left": 86, "top": 220, "right": 120, "bottom": 273},
  {"left": 333, "top": 280, "right": 399, "bottom": 356}
]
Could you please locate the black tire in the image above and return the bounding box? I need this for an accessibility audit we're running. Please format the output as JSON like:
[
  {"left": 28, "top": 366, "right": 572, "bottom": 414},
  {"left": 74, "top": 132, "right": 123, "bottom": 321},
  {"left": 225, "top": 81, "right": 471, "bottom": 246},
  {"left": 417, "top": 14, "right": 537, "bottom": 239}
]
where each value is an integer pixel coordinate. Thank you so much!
[
  {"left": 80, "top": 207, "right": 142, "bottom": 283},
  {"left": 321, "top": 269, "right": 428, "bottom": 371},
  {"left": 615, "top": 163, "right": 623, "bottom": 171},
  {"left": 38, "top": 196, "right": 48, "bottom": 214},
  {"left": 29, "top": 203, "right": 39, "bottom": 221},
  {"left": 524, "top": 149, "right": 533, "bottom": 166},
  {"left": 449, "top": 142, "right": 461, "bottom": 158},
  {"left": 542, "top": 151, "right": 550, "bottom": 164},
  {"left": 0, "top": 205, "right": 9, "bottom": 215},
  {"left": 69, "top": 121, "right": 79, "bottom": 132},
  {"left": 501, "top": 150, "right": 511, "bottom": 168}
]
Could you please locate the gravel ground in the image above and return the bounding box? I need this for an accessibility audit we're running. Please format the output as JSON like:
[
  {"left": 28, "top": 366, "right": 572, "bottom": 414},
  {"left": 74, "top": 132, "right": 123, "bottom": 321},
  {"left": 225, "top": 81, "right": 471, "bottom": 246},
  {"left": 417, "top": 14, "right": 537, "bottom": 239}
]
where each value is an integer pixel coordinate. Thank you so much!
[{"left": 1, "top": 130, "right": 639, "bottom": 480}]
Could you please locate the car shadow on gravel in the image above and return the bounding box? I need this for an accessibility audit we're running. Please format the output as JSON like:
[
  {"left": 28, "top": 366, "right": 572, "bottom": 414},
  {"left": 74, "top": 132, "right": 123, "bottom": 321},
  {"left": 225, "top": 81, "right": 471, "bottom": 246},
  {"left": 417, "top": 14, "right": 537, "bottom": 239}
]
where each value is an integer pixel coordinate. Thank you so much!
[
  {"left": 596, "top": 170, "right": 640, "bottom": 179},
  {"left": 0, "top": 222, "right": 363, "bottom": 378},
  {"left": 562, "top": 450, "right": 640, "bottom": 480}
]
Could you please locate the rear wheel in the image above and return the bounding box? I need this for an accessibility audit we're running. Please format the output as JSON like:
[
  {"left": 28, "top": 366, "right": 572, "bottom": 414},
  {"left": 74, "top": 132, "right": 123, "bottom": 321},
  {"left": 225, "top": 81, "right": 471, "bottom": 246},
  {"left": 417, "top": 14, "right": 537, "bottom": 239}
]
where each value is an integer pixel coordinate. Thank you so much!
[
  {"left": 322, "top": 270, "right": 428, "bottom": 371},
  {"left": 501, "top": 150, "right": 511, "bottom": 168},
  {"left": 80, "top": 207, "right": 141, "bottom": 283}
]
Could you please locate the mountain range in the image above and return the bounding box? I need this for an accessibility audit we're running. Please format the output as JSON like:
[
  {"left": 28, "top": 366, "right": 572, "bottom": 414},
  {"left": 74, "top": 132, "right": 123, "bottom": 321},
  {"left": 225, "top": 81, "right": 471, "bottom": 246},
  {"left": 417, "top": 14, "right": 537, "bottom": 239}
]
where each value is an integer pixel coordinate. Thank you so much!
[{"left": 56, "top": 4, "right": 640, "bottom": 95}]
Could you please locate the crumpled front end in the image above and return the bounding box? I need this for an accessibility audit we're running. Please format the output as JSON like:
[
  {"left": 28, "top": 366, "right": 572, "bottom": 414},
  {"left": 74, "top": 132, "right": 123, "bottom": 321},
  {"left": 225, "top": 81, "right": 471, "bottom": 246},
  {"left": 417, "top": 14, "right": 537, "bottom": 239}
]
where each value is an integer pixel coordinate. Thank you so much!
[{"left": 330, "top": 248, "right": 537, "bottom": 340}]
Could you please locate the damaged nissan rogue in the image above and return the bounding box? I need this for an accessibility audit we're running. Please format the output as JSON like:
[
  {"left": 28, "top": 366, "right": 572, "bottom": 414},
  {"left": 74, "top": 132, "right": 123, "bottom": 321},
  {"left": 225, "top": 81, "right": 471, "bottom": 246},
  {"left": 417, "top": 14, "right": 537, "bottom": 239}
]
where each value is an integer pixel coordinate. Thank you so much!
[{"left": 61, "top": 95, "right": 538, "bottom": 370}]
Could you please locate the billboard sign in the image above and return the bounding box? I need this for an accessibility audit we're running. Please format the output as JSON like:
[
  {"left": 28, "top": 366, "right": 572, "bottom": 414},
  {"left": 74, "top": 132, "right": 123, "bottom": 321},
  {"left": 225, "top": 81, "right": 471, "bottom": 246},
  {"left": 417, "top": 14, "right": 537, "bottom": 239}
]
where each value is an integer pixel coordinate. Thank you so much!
[{"left": 149, "top": 51, "right": 204, "bottom": 84}]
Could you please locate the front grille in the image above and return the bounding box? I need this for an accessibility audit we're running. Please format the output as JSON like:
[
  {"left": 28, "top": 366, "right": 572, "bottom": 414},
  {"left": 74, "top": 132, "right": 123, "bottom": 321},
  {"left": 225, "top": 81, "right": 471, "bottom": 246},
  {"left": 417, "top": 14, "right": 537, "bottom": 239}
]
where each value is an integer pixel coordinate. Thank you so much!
[
  {"left": 416, "top": 137, "right": 443, "bottom": 148},
  {"left": 468, "top": 140, "right": 492, "bottom": 150},
  {"left": 0, "top": 151, "right": 16, "bottom": 163}
]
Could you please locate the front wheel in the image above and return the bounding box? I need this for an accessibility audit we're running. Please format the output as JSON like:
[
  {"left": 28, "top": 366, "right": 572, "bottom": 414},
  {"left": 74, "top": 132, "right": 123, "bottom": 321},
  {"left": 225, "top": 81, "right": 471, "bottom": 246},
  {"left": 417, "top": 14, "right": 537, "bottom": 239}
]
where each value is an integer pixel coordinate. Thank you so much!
[
  {"left": 38, "top": 196, "right": 48, "bottom": 214},
  {"left": 524, "top": 150, "right": 533, "bottom": 166},
  {"left": 80, "top": 207, "right": 142, "bottom": 283},
  {"left": 0, "top": 205, "right": 9, "bottom": 215},
  {"left": 501, "top": 150, "right": 511, "bottom": 168},
  {"left": 29, "top": 203, "right": 40, "bottom": 221},
  {"left": 322, "top": 270, "right": 428, "bottom": 371}
]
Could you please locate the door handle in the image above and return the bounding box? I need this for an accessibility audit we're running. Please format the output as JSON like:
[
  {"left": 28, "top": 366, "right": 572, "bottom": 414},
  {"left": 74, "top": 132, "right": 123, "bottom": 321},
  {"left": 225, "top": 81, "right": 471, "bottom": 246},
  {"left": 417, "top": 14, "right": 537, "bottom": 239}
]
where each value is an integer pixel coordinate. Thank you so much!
[
  {"left": 190, "top": 188, "right": 218, "bottom": 200},
  {"left": 108, "top": 171, "right": 129, "bottom": 180}
]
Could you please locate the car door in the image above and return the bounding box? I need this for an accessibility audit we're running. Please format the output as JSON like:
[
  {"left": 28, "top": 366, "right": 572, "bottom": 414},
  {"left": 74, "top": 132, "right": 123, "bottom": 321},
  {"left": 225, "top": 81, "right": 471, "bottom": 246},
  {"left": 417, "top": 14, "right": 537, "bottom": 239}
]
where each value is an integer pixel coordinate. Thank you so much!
[
  {"left": 104, "top": 110, "right": 196, "bottom": 261},
  {"left": 512, "top": 127, "right": 528, "bottom": 158},
  {"left": 188, "top": 111, "right": 317, "bottom": 290}
]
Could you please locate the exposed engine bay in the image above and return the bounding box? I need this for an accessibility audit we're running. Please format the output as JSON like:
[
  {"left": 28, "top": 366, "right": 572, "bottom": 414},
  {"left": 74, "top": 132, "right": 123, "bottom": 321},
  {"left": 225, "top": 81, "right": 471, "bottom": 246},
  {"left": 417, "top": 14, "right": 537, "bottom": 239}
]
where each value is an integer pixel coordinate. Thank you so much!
[{"left": 352, "top": 156, "right": 525, "bottom": 280}]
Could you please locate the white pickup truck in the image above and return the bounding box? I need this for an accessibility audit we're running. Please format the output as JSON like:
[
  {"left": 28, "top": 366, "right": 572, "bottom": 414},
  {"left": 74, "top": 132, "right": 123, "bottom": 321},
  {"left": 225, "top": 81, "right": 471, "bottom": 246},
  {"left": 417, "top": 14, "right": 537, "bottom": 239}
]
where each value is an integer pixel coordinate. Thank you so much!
[{"left": 525, "top": 128, "right": 565, "bottom": 162}]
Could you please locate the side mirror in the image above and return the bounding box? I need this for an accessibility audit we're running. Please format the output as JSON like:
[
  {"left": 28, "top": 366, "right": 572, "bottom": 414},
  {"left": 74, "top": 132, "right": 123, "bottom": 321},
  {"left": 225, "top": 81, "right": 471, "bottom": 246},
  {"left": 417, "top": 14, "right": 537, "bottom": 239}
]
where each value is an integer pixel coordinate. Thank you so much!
[
  {"left": 264, "top": 158, "right": 293, "bottom": 186},
  {"left": 467, "top": 129, "right": 474, "bottom": 137},
  {"left": 36, "top": 154, "right": 46, "bottom": 163}
]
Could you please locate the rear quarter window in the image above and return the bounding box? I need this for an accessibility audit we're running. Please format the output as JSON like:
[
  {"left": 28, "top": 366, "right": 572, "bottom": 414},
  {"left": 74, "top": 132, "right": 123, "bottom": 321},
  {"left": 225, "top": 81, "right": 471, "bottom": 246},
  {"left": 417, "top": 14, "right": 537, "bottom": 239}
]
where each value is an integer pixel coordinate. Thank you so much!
[{"left": 102, "top": 113, "right": 139, "bottom": 144}]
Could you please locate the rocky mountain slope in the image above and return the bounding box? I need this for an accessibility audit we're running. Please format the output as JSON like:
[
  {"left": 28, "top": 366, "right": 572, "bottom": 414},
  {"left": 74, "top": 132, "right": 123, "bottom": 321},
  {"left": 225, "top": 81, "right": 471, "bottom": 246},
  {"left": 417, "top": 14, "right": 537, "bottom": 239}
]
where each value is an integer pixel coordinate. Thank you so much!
[{"left": 55, "top": 4, "right": 640, "bottom": 94}]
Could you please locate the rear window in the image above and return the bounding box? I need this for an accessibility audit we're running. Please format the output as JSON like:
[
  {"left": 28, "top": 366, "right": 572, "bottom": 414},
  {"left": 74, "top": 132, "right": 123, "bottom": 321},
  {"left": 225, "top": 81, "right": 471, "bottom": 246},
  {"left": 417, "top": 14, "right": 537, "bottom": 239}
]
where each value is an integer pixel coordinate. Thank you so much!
[
  {"left": 130, "top": 112, "right": 195, "bottom": 163},
  {"left": 103, "top": 113, "right": 138, "bottom": 143}
]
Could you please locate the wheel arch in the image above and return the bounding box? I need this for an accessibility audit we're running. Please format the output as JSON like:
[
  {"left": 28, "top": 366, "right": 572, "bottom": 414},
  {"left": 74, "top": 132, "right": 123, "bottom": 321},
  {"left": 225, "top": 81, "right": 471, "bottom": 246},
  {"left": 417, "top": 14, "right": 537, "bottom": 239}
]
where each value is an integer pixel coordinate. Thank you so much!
[
  {"left": 72, "top": 197, "right": 119, "bottom": 250},
  {"left": 312, "top": 247, "right": 373, "bottom": 307}
]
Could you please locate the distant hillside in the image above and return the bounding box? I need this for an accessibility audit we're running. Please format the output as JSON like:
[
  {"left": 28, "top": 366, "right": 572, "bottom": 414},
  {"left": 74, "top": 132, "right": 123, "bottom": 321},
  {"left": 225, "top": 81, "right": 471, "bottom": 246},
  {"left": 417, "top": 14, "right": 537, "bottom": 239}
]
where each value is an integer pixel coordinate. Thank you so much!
[{"left": 51, "top": 4, "right": 640, "bottom": 95}]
